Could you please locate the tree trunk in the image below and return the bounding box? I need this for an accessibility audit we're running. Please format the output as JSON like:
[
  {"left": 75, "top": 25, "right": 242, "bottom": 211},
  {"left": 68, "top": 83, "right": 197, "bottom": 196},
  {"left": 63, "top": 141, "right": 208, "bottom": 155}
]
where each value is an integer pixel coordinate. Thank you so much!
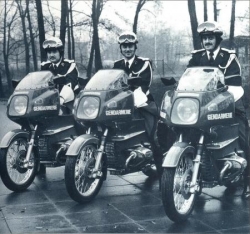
[
  {"left": 133, "top": 0, "right": 147, "bottom": 34},
  {"left": 3, "top": 0, "right": 16, "bottom": 93},
  {"left": 229, "top": 0, "right": 236, "bottom": 49},
  {"left": 87, "top": 40, "right": 95, "bottom": 79},
  {"left": 60, "top": 0, "right": 68, "bottom": 47},
  {"left": 69, "top": 0, "right": 75, "bottom": 59},
  {"left": 67, "top": 2, "right": 71, "bottom": 59},
  {"left": 203, "top": 0, "right": 208, "bottom": 21},
  {"left": 26, "top": 0, "right": 38, "bottom": 71},
  {"left": 16, "top": 0, "right": 30, "bottom": 74},
  {"left": 213, "top": 0, "right": 217, "bottom": 21},
  {"left": 187, "top": 0, "right": 201, "bottom": 50},
  {"left": 35, "top": 0, "right": 46, "bottom": 62}
]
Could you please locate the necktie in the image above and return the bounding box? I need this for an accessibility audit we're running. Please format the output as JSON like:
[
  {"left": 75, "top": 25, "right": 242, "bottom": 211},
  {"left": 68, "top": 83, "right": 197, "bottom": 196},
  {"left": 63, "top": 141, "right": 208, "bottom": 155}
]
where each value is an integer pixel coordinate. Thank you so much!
[
  {"left": 125, "top": 61, "right": 130, "bottom": 74},
  {"left": 209, "top": 52, "right": 214, "bottom": 64}
]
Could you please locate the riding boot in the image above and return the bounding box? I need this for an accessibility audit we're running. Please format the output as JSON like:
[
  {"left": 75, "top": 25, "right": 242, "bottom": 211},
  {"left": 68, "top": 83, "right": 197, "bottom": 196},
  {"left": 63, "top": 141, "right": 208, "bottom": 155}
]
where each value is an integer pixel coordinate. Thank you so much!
[
  {"left": 37, "top": 164, "right": 46, "bottom": 175},
  {"left": 243, "top": 154, "right": 250, "bottom": 198}
]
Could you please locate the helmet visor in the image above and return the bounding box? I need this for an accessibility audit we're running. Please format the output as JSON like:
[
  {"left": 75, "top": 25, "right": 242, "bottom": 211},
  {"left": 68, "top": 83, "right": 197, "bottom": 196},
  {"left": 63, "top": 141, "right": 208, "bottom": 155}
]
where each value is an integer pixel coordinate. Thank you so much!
[
  {"left": 43, "top": 40, "right": 58, "bottom": 49},
  {"left": 118, "top": 34, "right": 137, "bottom": 44},
  {"left": 197, "top": 22, "right": 217, "bottom": 33}
]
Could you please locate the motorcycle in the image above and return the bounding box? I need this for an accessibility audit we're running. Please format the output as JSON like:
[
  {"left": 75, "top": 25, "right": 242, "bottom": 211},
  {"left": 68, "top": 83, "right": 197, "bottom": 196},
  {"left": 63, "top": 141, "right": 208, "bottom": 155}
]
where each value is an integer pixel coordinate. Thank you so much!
[
  {"left": 64, "top": 69, "right": 157, "bottom": 203},
  {"left": 0, "top": 71, "right": 84, "bottom": 192},
  {"left": 160, "top": 67, "right": 247, "bottom": 222}
]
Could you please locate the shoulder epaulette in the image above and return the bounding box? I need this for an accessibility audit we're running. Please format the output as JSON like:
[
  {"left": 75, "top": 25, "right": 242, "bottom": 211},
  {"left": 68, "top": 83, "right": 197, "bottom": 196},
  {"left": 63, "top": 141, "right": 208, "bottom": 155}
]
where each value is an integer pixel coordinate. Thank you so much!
[
  {"left": 221, "top": 48, "right": 236, "bottom": 54},
  {"left": 191, "top": 49, "right": 205, "bottom": 54},
  {"left": 137, "top": 56, "right": 150, "bottom": 61},
  {"left": 41, "top": 61, "right": 51, "bottom": 66},
  {"left": 64, "top": 59, "right": 75, "bottom": 63},
  {"left": 114, "top": 59, "right": 123, "bottom": 63}
]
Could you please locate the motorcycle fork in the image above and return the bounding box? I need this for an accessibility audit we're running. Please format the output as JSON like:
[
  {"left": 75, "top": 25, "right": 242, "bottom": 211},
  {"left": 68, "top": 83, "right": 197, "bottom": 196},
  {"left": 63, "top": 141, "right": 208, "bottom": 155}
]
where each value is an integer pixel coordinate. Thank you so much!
[
  {"left": 23, "top": 125, "right": 37, "bottom": 168},
  {"left": 189, "top": 134, "right": 204, "bottom": 194},
  {"left": 93, "top": 128, "right": 108, "bottom": 178}
]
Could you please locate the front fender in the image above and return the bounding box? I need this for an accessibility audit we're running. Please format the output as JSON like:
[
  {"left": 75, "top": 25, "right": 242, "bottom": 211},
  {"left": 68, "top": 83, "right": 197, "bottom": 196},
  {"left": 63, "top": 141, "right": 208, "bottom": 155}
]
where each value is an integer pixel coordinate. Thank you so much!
[
  {"left": 66, "top": 134, "right": 99, "bottom": 156},
  {"left": 162, "top": 142, "right": 195, "bottom": 167},
  {"left": 0, "top": 129, "right": 29, "bottom": 148}
]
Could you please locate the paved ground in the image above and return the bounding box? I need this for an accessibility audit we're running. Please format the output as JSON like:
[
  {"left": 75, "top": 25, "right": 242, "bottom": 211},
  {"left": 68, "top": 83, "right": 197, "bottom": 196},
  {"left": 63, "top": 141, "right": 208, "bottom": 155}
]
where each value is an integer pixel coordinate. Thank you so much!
[
  {"left": 0, "top": 167, "right": 250, "bottom": 234},
  {"left": 0, "top": 100, "right": 250, "bottom": 234}
]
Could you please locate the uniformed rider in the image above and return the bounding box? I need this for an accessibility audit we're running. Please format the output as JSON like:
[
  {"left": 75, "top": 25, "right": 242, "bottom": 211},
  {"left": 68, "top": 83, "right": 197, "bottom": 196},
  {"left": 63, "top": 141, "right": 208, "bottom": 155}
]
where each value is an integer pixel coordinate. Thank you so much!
[
  {"left": 39, "top": 37, "right": 79, "bottom": 174},
  {"left": 41, "top": 37, "right": 79, "bottom": 104},
  {"left": 187, "top": 21, "right": 249, "bottom": 195},
  {"left": 113, "top": 31, "right": 164, "bottom": 181}
]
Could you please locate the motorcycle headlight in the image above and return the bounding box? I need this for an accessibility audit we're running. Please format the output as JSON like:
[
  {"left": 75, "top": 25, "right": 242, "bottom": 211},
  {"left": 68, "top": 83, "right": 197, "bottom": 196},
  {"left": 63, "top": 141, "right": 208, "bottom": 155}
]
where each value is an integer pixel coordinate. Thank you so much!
[
  {"left": 9, "top": 95, "right": 28, "bottom": 116},
  {"left": 171, "top": 98, "right": 199, "bottom": 125},
  {"left": 76, "top": 96, "right": 100, "bottom": 119}
]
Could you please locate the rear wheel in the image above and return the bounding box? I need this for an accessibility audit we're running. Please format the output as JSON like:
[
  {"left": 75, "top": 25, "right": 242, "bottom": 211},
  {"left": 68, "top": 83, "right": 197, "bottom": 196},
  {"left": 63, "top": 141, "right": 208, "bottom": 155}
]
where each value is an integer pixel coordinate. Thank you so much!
[
  {"left": 0, "top": 137, "right": 38, "bottom": 192},
  {"left": 161, "top": 152, "right": 196, "bottom": 222},
  {"left": 65, "top": 144, "right": 104, "bottom": 203}
]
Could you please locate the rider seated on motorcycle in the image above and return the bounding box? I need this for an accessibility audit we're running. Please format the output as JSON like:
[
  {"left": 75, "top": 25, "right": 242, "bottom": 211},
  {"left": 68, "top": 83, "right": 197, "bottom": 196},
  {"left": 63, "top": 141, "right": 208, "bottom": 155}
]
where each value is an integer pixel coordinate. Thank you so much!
[
  {"left": 113, "top": 31, "right": 164, "bottom": 181},
  {"left": 41, "top": 37, "right": 79, "bottom": 107},
  {"left": 39, "top": 37, "right": 79, "bottom": 174},
  {"left": 187, "top": 21, "right": 250, "bottom": 195}
]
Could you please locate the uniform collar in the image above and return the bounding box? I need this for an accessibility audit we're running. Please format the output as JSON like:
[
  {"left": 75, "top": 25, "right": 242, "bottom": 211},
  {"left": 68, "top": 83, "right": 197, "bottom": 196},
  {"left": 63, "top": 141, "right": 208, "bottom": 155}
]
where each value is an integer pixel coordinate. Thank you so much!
[
  {"left": 52, "top": 58, "right": 62, "bottom": 68},
  {"left": 206, "top": 46, "right": 220, "bottom": 60},
  {"left": 124, "top": 56, "right": 135, "bottom": 68}
]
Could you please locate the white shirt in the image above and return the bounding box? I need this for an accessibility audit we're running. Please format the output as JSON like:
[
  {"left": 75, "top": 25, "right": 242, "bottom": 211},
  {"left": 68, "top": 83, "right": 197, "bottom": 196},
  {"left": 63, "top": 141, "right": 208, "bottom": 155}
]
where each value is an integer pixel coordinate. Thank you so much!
[
  {"left": 124, "top": 56, "right": 135, "bottom": 68},
  {"left": 206, "top": 46, "right": 220, "bottom": 60}
]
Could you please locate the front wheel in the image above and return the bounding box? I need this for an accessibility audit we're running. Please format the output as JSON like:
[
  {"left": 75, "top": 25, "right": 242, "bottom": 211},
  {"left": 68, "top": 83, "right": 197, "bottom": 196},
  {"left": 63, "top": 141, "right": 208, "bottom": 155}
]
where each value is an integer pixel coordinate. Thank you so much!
[
  {"left": 161, "top": 152, "right": 196, "bottom": 222},
  {"left": 65, "top": 144, "right": 104, "bottom": 203},
  {"left": 0, "top": 137, "right": 38, "bottom": 192}
]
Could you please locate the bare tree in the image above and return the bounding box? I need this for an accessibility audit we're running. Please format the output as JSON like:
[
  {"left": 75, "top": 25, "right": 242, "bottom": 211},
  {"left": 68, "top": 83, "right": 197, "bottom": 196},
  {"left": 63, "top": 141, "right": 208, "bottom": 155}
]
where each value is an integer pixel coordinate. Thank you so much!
[
  {"left": 203, "top": 0, "right": 208, "bottom": 21},
  {"left": 60, "top": 0, "right": 68, "bottom": 46},
  {"left": 16, "top": 0, "right": 30, "bottom": 74},
  {"left": 2, "top": 0, "right": 18, "bottom": 92},
  {"left": 213, "top": 0, "right": 217, "bottom": 21},
  {"left": 229, "top": 0, "right": 236, "bottom": 49},
  {"left": 69, "top": 0, "right": 75, "bottom": 59},
  {"left": 87, "top": 0, "right": 103, "bottom": 78},
  {"left": 26, "top": 0, "right": 38, "bottom": 71},
  {"left": 67, "top": 1, "right": 71, "bottom": 59},
  {"left": 45, "top": 0, "right": 56, "bottom": 36},
  {"left": 187, "top": 0, "right": 201, "bottom": 50},
  {"left": 35, "top": 0, "right": 46, "bottom": 62},
  {"left": 133, "top": 0, "right": 147, "bottom": 34}
]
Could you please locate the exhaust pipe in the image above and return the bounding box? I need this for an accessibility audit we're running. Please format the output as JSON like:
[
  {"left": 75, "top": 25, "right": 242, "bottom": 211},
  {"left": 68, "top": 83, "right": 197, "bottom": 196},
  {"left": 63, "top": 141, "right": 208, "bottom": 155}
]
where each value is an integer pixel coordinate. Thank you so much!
[{"left": 219, "top": 154, "right": 247, "bottom": 183}]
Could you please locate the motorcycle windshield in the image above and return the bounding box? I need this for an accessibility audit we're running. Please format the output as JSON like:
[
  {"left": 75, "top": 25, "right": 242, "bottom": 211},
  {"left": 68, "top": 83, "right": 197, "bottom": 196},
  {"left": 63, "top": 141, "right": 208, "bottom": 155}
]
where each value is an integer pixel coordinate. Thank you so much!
[
  {"left": 15, "top": 71, "right": 54, "bottom": 90},
  {"left": 177, "top": 67, "right": 225, "bottom": 92},
  {"left": 84, "top": 69, "right": 128, "bottom": 90}
]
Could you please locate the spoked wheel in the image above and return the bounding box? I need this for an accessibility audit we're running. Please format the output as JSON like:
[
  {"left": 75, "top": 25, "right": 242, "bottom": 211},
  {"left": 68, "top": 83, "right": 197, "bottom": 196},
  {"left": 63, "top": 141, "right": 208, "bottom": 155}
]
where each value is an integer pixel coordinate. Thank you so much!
[
  {"left": 161, "top": 152, "right": 196, "bottom": 222},
  {"left": 65, "top": 144, "right": 104, "bottom": 203},
  {"left": 0, "top": 137, "right": 38, "bottom": 192}
]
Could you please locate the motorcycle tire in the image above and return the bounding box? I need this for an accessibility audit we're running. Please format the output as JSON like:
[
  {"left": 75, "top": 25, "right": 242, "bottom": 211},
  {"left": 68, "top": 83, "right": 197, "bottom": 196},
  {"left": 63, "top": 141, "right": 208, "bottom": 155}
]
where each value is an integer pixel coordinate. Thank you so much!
[
  {"left": 0, "top": 136, "right": 39, "bottom": 192},
  {"left": 65, "top": 144, "right": 104, "bottom": 203},
  {"left": 161, "top": 152, "right": 196, "bottom": 222}
]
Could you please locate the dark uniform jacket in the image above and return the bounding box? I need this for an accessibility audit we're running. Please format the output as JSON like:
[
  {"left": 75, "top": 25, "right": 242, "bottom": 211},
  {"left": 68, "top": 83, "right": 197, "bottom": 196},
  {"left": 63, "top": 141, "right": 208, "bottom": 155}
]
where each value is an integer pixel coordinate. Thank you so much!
[
  {"left": 41, "top": 59, "right": 78, "bottom": 91},
  {"left": 187, "top": 47, "right": 245, "bottom": 112},
  {"left": 113, "top": 55, "right": 154, "bottom": 102},
  {"left": 187, "top": 47, "right": 242, "bottom": 86}
]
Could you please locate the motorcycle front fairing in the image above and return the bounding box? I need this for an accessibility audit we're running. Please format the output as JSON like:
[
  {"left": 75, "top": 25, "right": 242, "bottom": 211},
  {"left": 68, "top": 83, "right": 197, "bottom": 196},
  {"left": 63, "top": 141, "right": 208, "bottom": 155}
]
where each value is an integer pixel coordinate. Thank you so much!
[
  {"left": 160, "top": 67, "right": 235, "bottom": 131},
  {"left": 161, "top": 67, "right": 239, "bottom": 166},
  {"left": 74, "top": 69, "right": 135, "bottom": 124},
  {"left": 7, "top": 71, "right": 60, "bottom": 124}
]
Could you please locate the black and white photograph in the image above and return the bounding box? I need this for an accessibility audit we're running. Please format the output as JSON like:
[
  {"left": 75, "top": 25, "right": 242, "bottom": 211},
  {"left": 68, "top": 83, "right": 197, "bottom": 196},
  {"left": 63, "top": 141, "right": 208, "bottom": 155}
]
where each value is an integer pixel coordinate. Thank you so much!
[{"left": 0, "top": 0, "right": 249, "bottom": 233}]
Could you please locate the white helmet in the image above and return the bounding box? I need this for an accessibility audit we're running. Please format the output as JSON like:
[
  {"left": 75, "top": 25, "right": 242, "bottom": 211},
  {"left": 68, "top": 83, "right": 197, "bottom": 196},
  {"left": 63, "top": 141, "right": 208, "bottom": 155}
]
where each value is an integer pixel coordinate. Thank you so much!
[
  {"left": 43, "top": 37, "right": 64, "bottom": 51},
  {"left": 197, "top": 21, "right": 223, "bottom": 36},
  {"left": 118, "top": 31, "right": 138, "bottom": 44}
]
